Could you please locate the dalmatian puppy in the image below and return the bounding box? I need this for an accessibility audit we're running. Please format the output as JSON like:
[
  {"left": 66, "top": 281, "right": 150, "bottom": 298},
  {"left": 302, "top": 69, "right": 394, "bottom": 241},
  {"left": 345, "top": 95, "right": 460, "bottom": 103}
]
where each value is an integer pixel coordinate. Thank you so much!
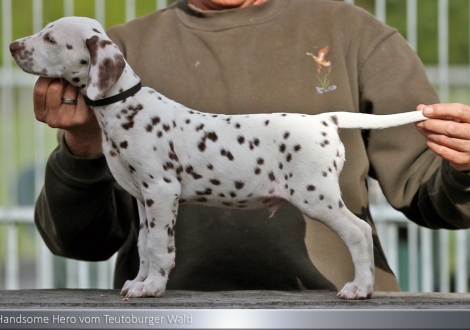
[{"left": 10, "top": 17, "right": 426, "bottom": 300}]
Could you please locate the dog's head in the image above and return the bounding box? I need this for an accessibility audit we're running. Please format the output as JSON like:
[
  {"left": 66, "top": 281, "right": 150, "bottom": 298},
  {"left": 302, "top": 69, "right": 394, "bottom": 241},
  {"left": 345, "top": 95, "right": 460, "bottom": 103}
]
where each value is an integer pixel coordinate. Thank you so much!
[{"left": 10, "top": 17, "right": 126, "bottom": 100}]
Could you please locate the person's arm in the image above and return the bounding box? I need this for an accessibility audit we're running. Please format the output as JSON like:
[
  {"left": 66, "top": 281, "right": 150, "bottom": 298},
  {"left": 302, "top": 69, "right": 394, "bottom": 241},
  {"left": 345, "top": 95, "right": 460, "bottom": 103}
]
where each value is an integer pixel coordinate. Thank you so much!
[
  {"left": 33, "top": 78, "right": 133, "bottom": 261},
  {"left": 360, "top": 31, "right": 470, "bottom": 230}
]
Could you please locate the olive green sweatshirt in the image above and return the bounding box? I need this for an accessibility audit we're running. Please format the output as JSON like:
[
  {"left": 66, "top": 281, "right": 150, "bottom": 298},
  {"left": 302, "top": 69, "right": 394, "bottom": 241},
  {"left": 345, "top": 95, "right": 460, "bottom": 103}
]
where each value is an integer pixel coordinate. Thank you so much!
[{"left": 35, "top": 0, "right": 470, "bottom": 291}]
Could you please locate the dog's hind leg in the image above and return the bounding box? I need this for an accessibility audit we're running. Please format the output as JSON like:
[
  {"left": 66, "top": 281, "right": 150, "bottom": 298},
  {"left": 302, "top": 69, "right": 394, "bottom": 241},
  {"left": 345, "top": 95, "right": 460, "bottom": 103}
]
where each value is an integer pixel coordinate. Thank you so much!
[{"left": 293, "top": 189, "right": 375, "bottom": 299}]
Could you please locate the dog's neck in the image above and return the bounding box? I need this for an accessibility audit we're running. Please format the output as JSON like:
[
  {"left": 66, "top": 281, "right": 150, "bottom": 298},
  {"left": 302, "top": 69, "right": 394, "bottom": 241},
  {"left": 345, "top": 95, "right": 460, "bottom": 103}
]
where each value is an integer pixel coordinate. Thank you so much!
[{"left": 86, "top": 63, "right": 141, "bottom": 109}]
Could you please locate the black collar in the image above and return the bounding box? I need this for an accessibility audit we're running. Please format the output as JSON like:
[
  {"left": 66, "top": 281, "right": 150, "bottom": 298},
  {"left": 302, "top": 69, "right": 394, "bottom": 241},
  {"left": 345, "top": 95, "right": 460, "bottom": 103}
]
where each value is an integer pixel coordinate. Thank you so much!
[{"left": 84, "top": 81, "right": 142, "bottom": 107}]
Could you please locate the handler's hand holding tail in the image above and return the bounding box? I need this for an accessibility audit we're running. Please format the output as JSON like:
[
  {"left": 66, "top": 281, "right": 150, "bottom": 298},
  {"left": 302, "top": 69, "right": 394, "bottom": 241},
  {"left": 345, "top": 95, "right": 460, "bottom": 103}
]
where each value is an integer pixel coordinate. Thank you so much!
[
  {"left": 33, "top": 77, "right": 102, "bottom": 158},
  {"left": 416, "top": 103, "right": 470, "bottom": 172}
]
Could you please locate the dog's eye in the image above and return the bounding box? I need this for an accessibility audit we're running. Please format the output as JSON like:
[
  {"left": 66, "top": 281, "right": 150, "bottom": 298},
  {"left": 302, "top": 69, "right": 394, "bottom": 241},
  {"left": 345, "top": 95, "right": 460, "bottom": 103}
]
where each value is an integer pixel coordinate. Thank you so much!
[{"left": 43, "top": 33, "right": 56, "bottom": 44}]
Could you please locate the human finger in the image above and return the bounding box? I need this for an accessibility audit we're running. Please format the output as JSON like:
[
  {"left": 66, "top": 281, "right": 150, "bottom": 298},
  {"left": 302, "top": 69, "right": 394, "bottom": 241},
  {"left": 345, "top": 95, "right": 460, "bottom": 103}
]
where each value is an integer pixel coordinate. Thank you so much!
[
  {"left": 42, "top": 79, "right": 67, "bottom": 128},
  {"left": 416, "top": 118, "right": 470, "bottom": 140},
  {"left": 422, "top": 103, "right": 470, "bottom": 123},
  {"left": 61, "top": 82, "right": 79, "bottom": 108},
  {"left": 33, "top": 77, "right": 56, "bottom": 122},
  {"left": 417, "top": 126, "right": 470, "bottom": 153},
  {"left": 425, "top": 139, "right": 470, "bottom": 172}
]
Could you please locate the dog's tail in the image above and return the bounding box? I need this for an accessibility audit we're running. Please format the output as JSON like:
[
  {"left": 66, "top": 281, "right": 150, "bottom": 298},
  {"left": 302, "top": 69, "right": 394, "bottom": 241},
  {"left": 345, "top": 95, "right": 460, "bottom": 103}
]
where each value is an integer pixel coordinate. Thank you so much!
[{"left": 324, "top": 111, "right": 427, "bottom": 130}]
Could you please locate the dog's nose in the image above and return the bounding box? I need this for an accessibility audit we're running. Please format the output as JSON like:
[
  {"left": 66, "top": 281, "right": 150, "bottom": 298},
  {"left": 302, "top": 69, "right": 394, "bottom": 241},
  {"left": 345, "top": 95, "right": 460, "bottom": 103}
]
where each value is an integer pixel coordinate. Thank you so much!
[{"left": 9, "top": 41, "right": 21, "bottom": 56}]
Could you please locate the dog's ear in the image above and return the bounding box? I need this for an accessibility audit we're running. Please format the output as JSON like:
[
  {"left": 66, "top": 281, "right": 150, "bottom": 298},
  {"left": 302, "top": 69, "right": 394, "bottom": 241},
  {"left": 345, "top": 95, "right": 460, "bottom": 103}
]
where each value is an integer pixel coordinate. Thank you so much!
[{"left": 85, "top": 35, "right": 126, "bottom": 100}]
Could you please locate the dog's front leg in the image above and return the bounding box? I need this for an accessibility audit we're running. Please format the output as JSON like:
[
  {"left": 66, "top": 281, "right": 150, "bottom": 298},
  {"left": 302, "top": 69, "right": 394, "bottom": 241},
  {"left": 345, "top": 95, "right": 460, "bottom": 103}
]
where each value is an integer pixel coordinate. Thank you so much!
[
  {"left": 125, "top": 179, "right": 180, "bottom": 298},
  {"left": 121, "top": 201, "right": 150, "bottom": 296}
]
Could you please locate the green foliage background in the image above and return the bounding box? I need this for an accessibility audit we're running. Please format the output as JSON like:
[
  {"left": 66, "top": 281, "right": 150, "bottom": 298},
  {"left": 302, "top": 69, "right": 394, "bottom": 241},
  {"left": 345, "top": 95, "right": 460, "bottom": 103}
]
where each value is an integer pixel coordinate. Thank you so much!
[{"left": 354, "top": 0, "right": 470, "bottom": 64}]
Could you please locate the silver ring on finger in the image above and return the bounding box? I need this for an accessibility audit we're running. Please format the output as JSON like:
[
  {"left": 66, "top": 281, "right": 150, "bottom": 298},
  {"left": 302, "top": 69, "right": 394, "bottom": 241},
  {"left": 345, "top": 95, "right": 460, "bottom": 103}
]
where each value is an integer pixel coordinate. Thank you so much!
[{"left": 61, "top": 98, "right": 77, "bottom": 105}]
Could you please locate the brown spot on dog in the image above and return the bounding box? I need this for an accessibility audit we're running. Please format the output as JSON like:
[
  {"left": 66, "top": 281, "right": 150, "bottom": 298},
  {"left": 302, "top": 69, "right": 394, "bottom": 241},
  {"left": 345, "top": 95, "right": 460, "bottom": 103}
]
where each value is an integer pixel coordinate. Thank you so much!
[
  {"left": 121, "top": 121, "right": 134, "bottom": 130},
  {"left": 321, "top": 140, "right": 330, "bottom": 147},
  {"left": 151, "top": 116, "right": 160, "bottom": 125},
  {"left": 207, "top": 132, "right": 218, "bottom": 142},
  {"left": 268, "top": 172, "right": 276, "bottom": 181},
  {"left": 234, "top": 181, "right": 245, "bottom": 189},
  {"left": 331, "top": 115, "right": 338, "bottom": 125},
  {"left": 192, "top": 172, "right": 203, "bottom": 180},
  {"left": 146, "top": 199, "right": 154, "bottom": 207},
  {"left": 210, "top": 179, "right": 221, "bottom": 185},
  {"left": 307, "top": 185, "right": 316, "bottom": 191},
  {"left": 198, "top": 142, "right": 206, "bottom": 152}
]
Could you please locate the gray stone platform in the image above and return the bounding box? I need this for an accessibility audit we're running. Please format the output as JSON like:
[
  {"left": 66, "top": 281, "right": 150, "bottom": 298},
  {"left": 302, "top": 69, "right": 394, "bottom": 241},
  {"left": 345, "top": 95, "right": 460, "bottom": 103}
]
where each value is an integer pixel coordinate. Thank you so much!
[{"left": 0, "top": 289, "right": 469, "bottom": 309}]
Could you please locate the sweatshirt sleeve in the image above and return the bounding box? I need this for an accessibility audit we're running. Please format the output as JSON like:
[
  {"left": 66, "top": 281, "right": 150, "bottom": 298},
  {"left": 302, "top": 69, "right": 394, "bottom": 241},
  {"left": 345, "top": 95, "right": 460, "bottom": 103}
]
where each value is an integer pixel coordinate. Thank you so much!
[
  {"left": 34, "top": 135, "right": 134, "bottom": 261},
  {"left": 360, "top": 31, "right": 470, "bottom": 230}
]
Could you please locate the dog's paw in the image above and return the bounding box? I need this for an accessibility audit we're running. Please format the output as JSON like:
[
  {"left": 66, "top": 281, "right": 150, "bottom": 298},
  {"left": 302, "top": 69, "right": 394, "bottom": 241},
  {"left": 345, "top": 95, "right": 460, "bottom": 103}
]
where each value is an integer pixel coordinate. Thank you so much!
[
  {"left": 121, "top": 279, "right": 138, "bottom": 296},
  {"left": 337, "top": 282, "right": 373, "bottom": 300},
  {"left": 121, "top": 274, "right": 147, "bottom": 296},
  {"left": 125, "top": 276, "right": 167, "bottom": 298}
]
